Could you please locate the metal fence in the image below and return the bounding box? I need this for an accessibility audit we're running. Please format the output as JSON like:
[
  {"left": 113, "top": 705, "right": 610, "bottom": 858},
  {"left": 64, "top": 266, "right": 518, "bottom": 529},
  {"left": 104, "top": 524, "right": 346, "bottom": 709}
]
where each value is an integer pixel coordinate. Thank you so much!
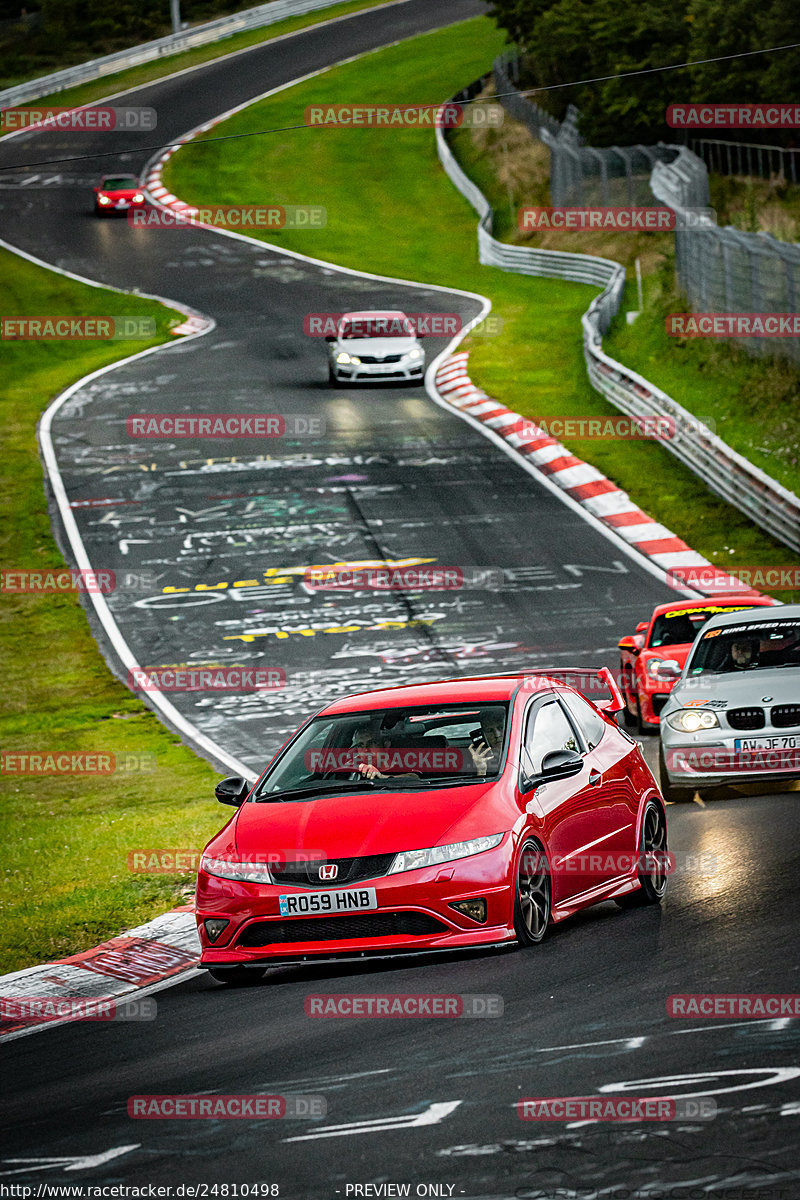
[
  {"left": 652, "top": 150, "right": 800, "bottom": 365},
  {"left": 0, "top": 0, "right": 348, "bottom": 106},
  {"left": 494, "top": 52, "right": 679, "bottom": 208},
  {"left": 439, "top": 76, "right": 800, "bottom": 554},
  {"left": 690, "top": 138, "right": 800, "bottom": 184}
]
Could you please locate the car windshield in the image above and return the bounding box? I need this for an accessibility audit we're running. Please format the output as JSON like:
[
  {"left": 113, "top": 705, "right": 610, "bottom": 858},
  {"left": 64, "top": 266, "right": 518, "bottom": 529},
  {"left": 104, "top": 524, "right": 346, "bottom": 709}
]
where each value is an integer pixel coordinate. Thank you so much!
[
  {"left": 102, "top": 177, "right": 138, "bottom": 190},
  {"left": 340, "top": 317, "right": 413, "bottom": 339},
  {"left": 687, "top": 618, "right": 800, "bottom": 675},
  {"left": 253, "top": 702, "right": 509, "bottom": 798},
  {"left": 649, "top": 603, "right": 758, "bottom": 647}
]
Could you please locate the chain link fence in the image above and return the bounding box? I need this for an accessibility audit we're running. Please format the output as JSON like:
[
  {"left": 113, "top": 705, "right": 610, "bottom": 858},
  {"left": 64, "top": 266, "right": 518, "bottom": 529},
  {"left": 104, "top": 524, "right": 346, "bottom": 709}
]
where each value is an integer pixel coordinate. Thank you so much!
[
  {"left": 689, "top": 139, "right": 800, "bottom": 184},
  {"left": 493, "top": 50, "right": 800, "bottom": 368},
  {"left": 445, "top": 71, "right": 800, "bottom": 552}
]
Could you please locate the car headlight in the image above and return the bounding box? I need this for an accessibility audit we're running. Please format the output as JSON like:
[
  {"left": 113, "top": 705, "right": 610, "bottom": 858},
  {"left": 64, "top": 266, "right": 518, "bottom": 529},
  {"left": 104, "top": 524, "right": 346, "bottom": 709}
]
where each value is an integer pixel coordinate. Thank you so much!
[
  {"left": 405, "top": 347, "right": 424, "bottom": 360},
  {"left": 201, "top": 854, "right": 273, "bottom": 883},
  {"left": 666, "top": 709, "right": 720, "bottom": 733},
  {"left": 97, "top": 195, "right": 111, "bottom": 204},
  {"left": 132, "top": 192, "right": 144, "bottom": 203},
  {"left": 387, "top": 833, "right": 504, "bottom": 875},
  {"left": 647, "top": 658, "right": 680, "bottom": 679},
  {"left": 336, "top": 352, "right": 359, "bottom": 365}
]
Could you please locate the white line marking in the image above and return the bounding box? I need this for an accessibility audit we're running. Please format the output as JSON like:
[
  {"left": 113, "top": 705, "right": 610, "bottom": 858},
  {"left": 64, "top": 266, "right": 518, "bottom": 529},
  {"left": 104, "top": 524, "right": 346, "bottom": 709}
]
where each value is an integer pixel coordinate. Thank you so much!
[
  {"left": 283, "top": 1100, "right": 462, "bottom": 1141},
  {"left": 0, "top": 1147, "right": 139, "bottom": 1175}
]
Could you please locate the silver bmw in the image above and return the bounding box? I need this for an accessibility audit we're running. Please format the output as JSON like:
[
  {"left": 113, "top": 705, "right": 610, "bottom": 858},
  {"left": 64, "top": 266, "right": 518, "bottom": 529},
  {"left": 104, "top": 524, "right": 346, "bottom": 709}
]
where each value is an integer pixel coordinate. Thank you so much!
[{"left": 658, "top": 603, "right": 800, "bottom": 801}]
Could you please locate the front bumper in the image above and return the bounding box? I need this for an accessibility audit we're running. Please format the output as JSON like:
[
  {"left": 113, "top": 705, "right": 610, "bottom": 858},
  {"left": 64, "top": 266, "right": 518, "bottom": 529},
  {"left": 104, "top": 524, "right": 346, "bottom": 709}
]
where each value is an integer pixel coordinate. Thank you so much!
[
  {"left": 331, "top": 360, "right": 424, "bottom": 382},
  {"left": 661, "top": 728, "right": 800, "bottom": 788},
  {"left": 196, "top": 842, "right": 515, "bottom": 966}
]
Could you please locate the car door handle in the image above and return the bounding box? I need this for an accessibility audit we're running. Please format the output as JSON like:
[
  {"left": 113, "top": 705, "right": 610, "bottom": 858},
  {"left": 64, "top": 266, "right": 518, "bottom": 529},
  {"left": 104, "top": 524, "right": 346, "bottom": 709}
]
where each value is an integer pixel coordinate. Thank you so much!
[{"left": 588, "top": 769, "right": 602, "bottom": 786}]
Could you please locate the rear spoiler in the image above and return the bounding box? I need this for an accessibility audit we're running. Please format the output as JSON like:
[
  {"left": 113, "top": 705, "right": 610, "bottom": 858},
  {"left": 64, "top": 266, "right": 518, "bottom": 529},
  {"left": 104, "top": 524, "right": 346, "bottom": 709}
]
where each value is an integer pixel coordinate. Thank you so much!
[{"left": 515, "top": 667, "right": 625, "bottom": 715}]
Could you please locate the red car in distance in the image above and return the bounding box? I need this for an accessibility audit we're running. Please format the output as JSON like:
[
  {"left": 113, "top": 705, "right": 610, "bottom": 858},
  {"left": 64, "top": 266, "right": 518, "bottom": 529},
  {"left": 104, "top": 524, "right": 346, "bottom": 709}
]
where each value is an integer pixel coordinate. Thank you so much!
[
  {"left": 196, "top": 670, "right": 668, "bottom": 985},
  {"left": 618, "top": 596, "right": 776, "bottom": 731},
  {"left": 93, "top": 174, "right": 146, "bottom": 216}
]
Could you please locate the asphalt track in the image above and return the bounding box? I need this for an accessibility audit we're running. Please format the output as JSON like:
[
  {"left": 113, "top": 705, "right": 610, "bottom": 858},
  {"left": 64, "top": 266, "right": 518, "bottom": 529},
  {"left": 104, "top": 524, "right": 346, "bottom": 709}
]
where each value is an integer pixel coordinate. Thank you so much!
[{"left": 1, "top": 2, "right": 799, "bottom": 1196}]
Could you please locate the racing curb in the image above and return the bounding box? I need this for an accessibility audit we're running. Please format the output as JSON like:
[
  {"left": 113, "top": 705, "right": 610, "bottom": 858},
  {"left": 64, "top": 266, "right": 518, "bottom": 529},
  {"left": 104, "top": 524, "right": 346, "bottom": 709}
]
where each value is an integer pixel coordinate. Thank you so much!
[
  {"left": 0, "top": 908, "right": 200, "bottom": 1040},
  {"left": 434, "top": 353, "right": 765, "bottom": 598}
]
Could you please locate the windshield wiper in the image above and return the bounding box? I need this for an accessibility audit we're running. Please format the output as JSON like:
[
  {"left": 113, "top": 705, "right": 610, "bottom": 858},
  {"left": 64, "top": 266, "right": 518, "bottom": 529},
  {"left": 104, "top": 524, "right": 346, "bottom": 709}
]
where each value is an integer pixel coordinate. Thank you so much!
[{"left": 254, "top": 781, "right": 387, "bottom": 803}]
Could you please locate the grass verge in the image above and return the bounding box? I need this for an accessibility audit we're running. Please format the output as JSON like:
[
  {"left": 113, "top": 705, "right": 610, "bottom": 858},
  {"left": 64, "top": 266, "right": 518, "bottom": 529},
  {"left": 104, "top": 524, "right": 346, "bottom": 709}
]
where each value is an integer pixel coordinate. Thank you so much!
[
  {"left": 164, "top": 16, "right": 799, "bottom": 597},
  {"left": 0, "top": 249, "right": 223, "bottom": 974}
]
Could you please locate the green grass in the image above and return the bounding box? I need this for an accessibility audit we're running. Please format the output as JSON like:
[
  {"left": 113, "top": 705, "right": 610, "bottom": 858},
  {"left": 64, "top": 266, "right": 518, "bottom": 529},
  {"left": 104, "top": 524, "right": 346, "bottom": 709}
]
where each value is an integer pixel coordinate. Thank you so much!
[
  {"left": 165, "top": 16, "right": 799, "bottom": 598},
  {"left": 0, "top": 249, "right": 224, "bottom": 973},
  {"left": 0, "top": 0, "right": 392, "bottom": 104}
]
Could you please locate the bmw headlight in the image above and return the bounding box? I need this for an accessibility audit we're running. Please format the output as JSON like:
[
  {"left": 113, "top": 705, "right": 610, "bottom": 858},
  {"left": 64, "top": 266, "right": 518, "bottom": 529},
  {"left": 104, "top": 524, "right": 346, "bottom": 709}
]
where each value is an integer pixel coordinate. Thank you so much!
[
  {"left": 666, "top": 709, "right": 720, "bottom": 733},
  {"left": 387, "top": 833, "right": 504, "bottom": 874},
  {"left": 336, "top": 352, "right": 359, "bottom": 365},
  {"left": 201, "top": 854, "right": 273, "bottom": 883}
]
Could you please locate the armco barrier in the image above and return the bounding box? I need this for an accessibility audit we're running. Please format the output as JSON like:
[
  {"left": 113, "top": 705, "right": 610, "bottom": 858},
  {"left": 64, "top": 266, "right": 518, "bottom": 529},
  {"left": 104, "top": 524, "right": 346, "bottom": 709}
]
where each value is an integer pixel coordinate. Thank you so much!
[
  {"left": 439, "top": 78, "right": 800, "bottom": 555},
  {"left": 0, "top": 0, "right": 352, "bottom": 106}
]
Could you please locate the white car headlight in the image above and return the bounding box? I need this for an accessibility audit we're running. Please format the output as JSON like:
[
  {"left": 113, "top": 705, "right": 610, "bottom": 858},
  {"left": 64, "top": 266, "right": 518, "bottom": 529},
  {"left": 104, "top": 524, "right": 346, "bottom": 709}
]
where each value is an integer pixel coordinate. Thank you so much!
[
  {"left": 387, "top": 833, "right": 504, "bottom": 875},
  {"left": 97, "top": 195, "right": 111, "bottom": 204},
  {"left": 201, "top": 854, "right": 273, "bottom": 883},
  {"left": 405, "top": 347, "right": 424, "bottom": 360},
  {"left": 132, "top": 192, "right": 144, "bottom": 203},
  {"left": 336, "top": 351, "right": 359, "bottom": 364},
  {"left": 666, "top": 708, "right": 720, "bottom": 733}
]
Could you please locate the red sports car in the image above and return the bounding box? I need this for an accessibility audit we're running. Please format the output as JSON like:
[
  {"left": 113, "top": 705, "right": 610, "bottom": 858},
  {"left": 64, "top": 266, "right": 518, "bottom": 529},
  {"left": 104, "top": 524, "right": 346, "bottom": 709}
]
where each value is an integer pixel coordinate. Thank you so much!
[
  {"left": 196, "top": 670, "right": 669, "bottom": 984},
  {"left": 618, "top": 596, "right": 775, "bottom": 731},
  {"left": 93, "top": 174, "right": 146, "bottom": 216}
]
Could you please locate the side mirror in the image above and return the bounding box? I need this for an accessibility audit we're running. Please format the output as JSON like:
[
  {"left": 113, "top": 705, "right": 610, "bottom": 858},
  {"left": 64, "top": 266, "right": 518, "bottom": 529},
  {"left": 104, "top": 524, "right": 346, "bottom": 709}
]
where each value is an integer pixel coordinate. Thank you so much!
[
  {"left": 618, "top": 636, "right": 639, "bottom": 652},
  {"left": 635, "top": 622, "right": 648, "bottom": 634},
  {"left": 657, "top": 659, "right": 682, "bottom": 680},
  {"left": 521, "top": 749, "right": 584, "bottom": 792},
  {"left": 214, "top": 776, "right": 249, "bottom": 806},
  {"left": 324, "top": 334, "right": 336, "bottom": 342}
]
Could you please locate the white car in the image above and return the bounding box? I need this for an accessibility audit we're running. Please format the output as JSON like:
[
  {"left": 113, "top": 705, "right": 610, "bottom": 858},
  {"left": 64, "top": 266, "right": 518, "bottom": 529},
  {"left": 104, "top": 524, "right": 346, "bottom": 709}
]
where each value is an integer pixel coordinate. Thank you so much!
[
  {"left": 658, "top": 604, "right": 800, "bottom": 802},
  {"left": 326, "top": 310, "right": 425, "bottom": 385}
]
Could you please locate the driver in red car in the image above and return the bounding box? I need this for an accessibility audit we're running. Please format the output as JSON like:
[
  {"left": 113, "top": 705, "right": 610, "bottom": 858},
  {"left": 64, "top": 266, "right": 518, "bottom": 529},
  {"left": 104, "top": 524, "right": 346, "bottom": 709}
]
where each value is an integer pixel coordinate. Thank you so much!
[{"left": 469, "top": 708, "right": 505, "bottom": 776}]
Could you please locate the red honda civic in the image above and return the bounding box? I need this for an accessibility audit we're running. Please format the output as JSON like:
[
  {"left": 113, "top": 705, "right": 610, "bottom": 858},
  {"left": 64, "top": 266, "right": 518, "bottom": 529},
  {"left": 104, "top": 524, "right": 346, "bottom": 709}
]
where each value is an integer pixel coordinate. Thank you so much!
[{"left": 196, "top": 670, "right": 669, "bottom": 984}]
